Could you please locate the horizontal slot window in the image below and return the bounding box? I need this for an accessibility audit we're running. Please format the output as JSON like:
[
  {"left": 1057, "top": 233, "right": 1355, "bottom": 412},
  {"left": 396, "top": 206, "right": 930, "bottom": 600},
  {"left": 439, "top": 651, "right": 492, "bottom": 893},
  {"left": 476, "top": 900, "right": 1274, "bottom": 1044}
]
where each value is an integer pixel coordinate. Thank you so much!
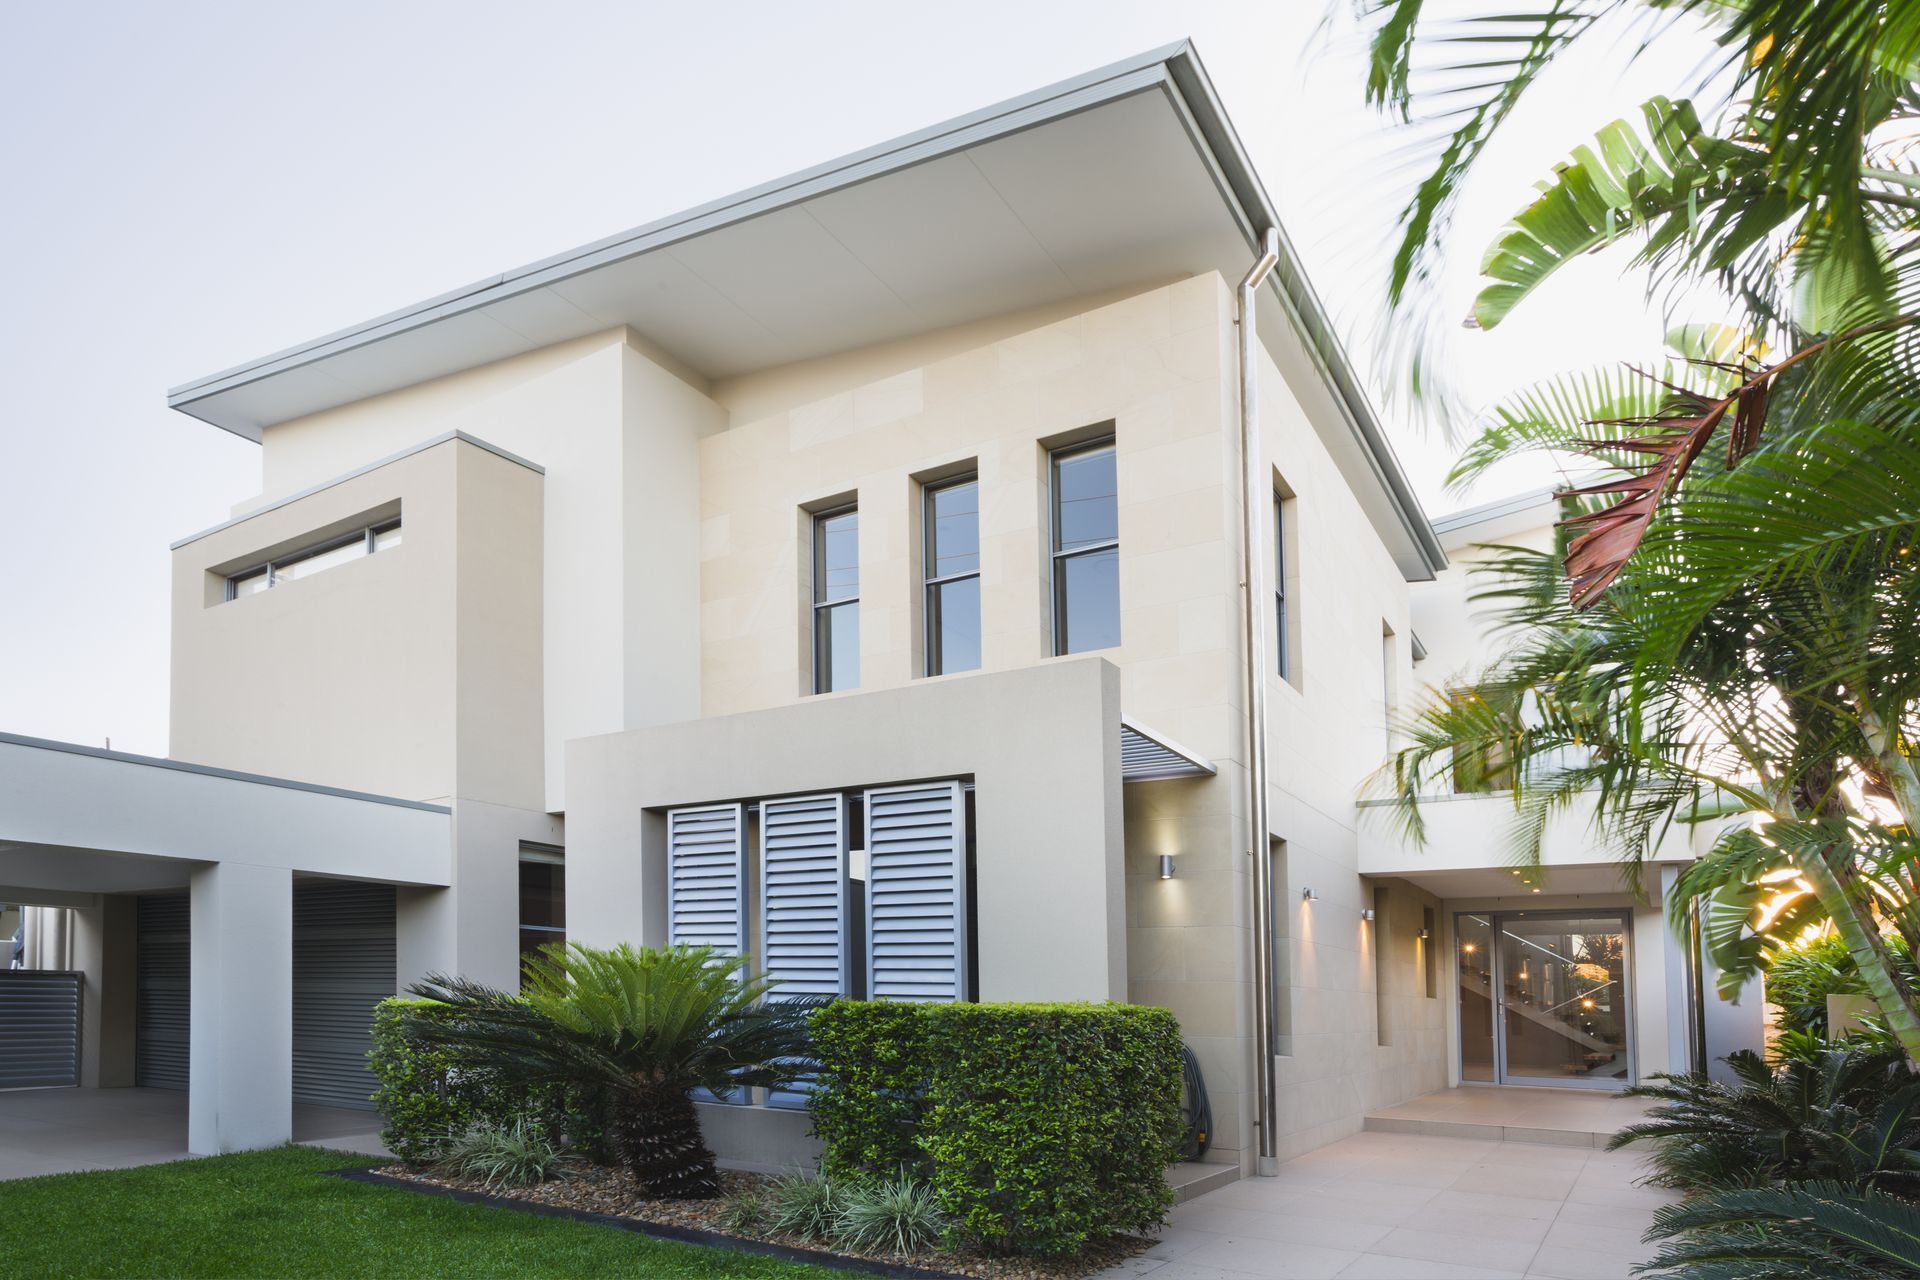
[{"left": 226, "top": 518, "right": 401, "bottom": 600}]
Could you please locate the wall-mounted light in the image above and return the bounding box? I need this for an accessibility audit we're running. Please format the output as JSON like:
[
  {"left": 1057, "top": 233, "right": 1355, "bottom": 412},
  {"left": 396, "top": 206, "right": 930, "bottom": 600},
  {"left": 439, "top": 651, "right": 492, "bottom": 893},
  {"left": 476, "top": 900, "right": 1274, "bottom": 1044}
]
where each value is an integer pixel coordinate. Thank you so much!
[
  {"left": 1418, "top": 928, "right": 1432, "bottom": 941},
  {"left": 1158, "top": 855, "right": 1177, "bottom": 881},
  {"left": 1360, "top": 907, "right": 1377, "bottom": 922},
  {"left": 1301, "top": 887, "right": 1319, "bottom": 902}
]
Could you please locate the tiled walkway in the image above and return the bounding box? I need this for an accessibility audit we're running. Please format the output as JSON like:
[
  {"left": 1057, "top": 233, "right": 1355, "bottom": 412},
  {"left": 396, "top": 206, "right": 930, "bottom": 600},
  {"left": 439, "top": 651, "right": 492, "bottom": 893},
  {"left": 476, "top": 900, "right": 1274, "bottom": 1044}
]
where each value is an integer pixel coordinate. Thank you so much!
[
  {"left": 0, "top": 1087, "right": 388, "bottom": 1180},
  {"left": 1103, "top": 1129, "right": 1678, "bottom": 1280}
]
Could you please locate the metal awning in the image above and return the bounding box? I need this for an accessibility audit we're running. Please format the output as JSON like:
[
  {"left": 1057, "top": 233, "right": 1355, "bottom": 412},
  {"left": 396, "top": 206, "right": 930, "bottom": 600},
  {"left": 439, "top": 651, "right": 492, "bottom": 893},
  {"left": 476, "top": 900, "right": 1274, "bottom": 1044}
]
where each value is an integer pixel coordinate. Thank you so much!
[{"left": 1120, "top": 718, "right": 1218, "bottom": 783}]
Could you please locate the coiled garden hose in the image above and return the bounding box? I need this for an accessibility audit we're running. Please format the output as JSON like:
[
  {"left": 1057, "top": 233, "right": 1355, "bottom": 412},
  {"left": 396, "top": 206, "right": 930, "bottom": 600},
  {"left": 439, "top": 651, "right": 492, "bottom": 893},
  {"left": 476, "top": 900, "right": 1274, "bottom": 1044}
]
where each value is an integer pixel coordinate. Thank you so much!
[{"left": 1179, "top": 1042, "right": 1212, "bottom": 1161}]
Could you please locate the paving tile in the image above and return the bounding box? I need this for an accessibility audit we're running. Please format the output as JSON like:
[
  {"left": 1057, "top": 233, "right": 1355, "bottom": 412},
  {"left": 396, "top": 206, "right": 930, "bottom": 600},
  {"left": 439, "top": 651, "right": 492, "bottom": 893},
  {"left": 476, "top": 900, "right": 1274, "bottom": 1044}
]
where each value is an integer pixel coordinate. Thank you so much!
[
  {"left": 1449, "top": 1164, "right": 1578, "bottom": 1201},
  {"left": 1181, "top": 1234, "right": 1363, "bottom": 1280},
  {"left": 1562, "top": 1180, "right": 1682, "bottom": 1210},
  {"left": 1176, "top": 1205, "right": 1393, "bottom": 1251},
  {"left": 1400, "top": 1204, "right": 1553, "bottom": 1244},
  {"left": 1367, "top": 1226, "right": 1541, "bottom": 1273},
  {"left": 1540, "top": 1216, "right": 1656, "bottom": 1257},
  {"left": 1336, "top": 1255, "right": 1526, "bottom": 1279},
  {"left": 1526, "top": 1245, "right": 1643, "bottom": 1279},
  {"left": 1552, "top": 1199, "right": 1658, "bottom": 1233},
  {"left": 1142, "top": 1227, "right": 1224, "bottom": 1261},
  {"left": 1421, "top": 1188, "right": 1563, "bottom": 1222}
]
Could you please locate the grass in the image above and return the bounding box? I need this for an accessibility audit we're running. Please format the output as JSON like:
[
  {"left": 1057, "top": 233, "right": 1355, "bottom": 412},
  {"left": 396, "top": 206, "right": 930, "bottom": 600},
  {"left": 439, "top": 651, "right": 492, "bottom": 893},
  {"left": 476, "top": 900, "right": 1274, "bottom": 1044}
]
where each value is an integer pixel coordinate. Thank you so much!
[{"left": 0, "top": 1145, "right": 841, "bottom": 1279}]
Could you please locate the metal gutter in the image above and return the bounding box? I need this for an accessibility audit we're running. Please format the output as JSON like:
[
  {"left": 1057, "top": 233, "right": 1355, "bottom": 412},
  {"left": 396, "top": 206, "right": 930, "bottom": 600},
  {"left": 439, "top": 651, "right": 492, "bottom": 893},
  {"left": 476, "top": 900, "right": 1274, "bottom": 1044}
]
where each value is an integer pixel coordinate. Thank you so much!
[{"left": 1162, "top": 49, "right": 1447, "bottom": 580}]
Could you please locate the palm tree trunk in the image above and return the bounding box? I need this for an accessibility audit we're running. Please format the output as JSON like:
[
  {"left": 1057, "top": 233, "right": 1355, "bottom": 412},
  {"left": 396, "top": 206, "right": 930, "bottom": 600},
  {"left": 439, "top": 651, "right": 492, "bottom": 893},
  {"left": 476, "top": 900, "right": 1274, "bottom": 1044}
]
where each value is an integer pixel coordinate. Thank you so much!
[
  {"left": 1797, "top": 848, "right": 1920, "bottom": 1064},
  {"left": 611, "top": 1085, "right": 721, "bottom": 1199}
]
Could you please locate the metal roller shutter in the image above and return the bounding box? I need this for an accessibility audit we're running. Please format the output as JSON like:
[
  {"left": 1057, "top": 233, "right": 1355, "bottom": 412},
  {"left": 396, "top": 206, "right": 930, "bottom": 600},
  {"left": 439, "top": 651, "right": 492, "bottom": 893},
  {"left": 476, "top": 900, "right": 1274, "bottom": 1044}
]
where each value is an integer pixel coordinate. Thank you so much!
[
  {"left": 0, "top": 970, "right": 82, "bottom": 1089},
  {"left": 667, "top": 804, "right": 747, "bottom": 955},
  {"left": 135, "top": 894, "right": 191, "bottom": 1091},
  {"left": 864, "top": 781, "right": 968, "bottom": 1002},
  {"left": 292, "top": 881, "right": 396, "bottom": 1110}
]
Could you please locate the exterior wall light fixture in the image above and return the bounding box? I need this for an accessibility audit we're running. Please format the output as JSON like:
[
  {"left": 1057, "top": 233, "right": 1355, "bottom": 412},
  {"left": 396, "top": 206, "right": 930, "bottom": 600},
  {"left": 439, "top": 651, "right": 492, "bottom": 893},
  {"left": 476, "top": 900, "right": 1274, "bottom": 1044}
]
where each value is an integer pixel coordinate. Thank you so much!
[
  {"left": 1301, "top": 887, "right": 1318, "bottom": 902},
  {"left": 1359, "top": 907, "right": 1377, "bottom": 922},
  {"left": 1158, "top": 855, "right": 1177, "bottom": 880}
]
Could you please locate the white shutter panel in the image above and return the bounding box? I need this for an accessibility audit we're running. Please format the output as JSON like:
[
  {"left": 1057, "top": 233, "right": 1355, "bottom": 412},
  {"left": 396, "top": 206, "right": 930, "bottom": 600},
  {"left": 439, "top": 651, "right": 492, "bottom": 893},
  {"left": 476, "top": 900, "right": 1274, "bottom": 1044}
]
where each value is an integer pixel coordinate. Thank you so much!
[
  {"left": 667, "top": 804, "right": 747, "bottom": 955},
  {"left": 759, "top": 794, "right": 850, "bottom": 997},
  {"left": 864, "top": 781, "right": 968, "bottom": 1002}
]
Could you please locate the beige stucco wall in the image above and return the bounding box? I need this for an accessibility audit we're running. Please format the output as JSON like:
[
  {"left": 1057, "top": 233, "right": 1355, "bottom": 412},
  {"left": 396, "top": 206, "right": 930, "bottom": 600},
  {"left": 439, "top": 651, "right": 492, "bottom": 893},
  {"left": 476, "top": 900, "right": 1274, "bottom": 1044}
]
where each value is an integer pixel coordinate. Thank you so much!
[
  {"left": 185, "top": 271, "right": 1451, "bottom": 1169},
  {"left": 565, "top": 658, "right": 1126, "bottom": 1003},
  {"left": 169, "top": 437, "right": 548, "bottom": 988},
  {"left": 254, "top": 330, "right": 725, "bottom": 812}
]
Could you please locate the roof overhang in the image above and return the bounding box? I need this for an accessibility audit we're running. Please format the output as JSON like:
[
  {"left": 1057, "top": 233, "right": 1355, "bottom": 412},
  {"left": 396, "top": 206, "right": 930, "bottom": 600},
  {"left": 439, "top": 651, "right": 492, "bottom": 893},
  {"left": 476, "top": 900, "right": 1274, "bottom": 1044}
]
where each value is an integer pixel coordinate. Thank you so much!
[{"left": 166, "top": 41, "right": 1445, "bottom": 580}]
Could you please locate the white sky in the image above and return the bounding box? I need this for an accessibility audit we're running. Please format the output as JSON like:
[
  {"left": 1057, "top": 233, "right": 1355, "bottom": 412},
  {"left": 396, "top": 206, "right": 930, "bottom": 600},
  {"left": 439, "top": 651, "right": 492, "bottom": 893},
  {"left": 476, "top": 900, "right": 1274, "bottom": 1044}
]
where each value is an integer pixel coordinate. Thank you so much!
[{"left": 0, "top": 1, "right": 1717, "bottom": 755}]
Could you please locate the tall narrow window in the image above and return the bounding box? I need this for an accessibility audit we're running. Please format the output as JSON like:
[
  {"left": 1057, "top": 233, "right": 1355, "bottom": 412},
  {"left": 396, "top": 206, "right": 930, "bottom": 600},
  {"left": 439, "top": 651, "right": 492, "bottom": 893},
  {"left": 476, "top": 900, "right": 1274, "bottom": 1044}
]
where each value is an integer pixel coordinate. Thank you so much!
[
  {"left": 518, "top": 843, "right": 565, "bottom": 988},
  {"left": 1273, "top": 492, "right": 1289, "bottom": 680},
  {"left": 924, "top": 476, "right": 981, "bottom": 676},
  {"left": 1050, "top": 438, "right": 1120, "bottom": 655},
  {"left": 812, "top": 506, "right": 859, "bottom": 693}
]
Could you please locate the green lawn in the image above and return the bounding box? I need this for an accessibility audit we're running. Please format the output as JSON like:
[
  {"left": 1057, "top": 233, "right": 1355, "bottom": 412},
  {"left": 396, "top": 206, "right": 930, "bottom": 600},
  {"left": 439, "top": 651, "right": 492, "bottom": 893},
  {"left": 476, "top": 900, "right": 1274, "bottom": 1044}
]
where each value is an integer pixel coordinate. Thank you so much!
[{"left": 0, "top": 1145, "right": 839, "bottom": 1279}]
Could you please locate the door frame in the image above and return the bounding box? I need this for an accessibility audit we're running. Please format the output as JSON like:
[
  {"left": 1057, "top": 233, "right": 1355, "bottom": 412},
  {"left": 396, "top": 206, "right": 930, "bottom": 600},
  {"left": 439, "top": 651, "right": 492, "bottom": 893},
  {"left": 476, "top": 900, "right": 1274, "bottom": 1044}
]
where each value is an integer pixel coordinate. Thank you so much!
[{"left": 1454, "top": 908, "right": 1637, "bottom": 1091}]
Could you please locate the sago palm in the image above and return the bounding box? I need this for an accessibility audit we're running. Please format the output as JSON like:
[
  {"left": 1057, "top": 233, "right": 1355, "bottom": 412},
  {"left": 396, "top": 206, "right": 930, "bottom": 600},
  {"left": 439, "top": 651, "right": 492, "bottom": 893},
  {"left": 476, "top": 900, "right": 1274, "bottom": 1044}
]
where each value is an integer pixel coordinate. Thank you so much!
[
  {"left": 1610, "top": 1046, "right": 1920, "bottom": 1192},
  {"left": 408, "top": 943, "right": 818, "bottom": 1198},
  {"left": 1637, "top": 1180, "right": 1920, "bottom": 1277}
]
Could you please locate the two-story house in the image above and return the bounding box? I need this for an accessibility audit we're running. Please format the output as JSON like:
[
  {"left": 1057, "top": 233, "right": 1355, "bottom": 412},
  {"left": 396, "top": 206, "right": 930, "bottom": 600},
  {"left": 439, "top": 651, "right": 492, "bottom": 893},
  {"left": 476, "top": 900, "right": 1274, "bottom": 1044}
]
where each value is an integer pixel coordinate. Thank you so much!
[{"left": 0, "top": 41, "right": 1748, "bottom": 1176}]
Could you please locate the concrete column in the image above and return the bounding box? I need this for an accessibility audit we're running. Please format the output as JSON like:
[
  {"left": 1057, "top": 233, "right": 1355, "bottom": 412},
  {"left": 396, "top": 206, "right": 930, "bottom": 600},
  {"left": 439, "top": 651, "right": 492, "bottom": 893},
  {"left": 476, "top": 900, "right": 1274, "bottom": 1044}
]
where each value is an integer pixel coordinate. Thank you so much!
[
  {"left": 1658, "top": 865, "right": 1697, "bottom": 1078},
  {"left": 73, "top": 895, "right": 136, "bottom": 1088},
  {"left": 188, "top": 861, "right": 291, "bottom": 1155}
]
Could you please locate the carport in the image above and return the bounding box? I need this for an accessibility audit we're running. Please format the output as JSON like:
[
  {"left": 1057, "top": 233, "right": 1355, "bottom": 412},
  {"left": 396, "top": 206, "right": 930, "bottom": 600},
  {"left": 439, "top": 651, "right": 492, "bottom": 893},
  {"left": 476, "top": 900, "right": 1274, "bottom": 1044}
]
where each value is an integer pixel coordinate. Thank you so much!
[{"left": 0, "top": 733, "right": 450, "bottom": 1156}]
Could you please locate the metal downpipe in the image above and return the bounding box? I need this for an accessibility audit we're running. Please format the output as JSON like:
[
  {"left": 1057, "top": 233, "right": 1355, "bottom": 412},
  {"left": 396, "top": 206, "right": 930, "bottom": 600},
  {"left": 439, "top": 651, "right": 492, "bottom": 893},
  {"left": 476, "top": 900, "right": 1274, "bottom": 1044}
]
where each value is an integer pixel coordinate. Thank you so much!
[{"left": 1236, "top": 227, "right": 1281, "bottom": 1177}]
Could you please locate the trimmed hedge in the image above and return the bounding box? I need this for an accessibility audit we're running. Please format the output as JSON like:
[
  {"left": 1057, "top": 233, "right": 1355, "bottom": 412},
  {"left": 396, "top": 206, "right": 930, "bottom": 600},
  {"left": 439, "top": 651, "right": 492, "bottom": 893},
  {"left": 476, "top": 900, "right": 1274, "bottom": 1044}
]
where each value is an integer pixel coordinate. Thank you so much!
[
  {"left": 809, "top": 1001, "right": 1183, "bottom": 1257},
  {"left": 368, "top": 997, "right": 604, "bottom": 1165}
]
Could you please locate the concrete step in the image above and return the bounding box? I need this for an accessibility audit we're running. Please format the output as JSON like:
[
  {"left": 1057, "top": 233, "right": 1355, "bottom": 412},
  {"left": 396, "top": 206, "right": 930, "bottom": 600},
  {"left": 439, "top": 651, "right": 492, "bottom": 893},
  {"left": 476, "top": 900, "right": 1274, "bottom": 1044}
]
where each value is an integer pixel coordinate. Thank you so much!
[
  {"left": 1168, "top": 1159, "right": 1239, "bottom": 1202},
  {"left": 1363, "top": 1113, "right": 1615, "bottom": 1148}
]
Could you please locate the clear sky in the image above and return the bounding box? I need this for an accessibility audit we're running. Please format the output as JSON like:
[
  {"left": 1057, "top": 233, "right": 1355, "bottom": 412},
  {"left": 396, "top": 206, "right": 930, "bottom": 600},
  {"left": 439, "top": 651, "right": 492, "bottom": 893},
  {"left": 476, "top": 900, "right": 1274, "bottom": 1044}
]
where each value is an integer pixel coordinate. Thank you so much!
[{"left": 0, "top": 1, "right": 1715, "bottom": 755}]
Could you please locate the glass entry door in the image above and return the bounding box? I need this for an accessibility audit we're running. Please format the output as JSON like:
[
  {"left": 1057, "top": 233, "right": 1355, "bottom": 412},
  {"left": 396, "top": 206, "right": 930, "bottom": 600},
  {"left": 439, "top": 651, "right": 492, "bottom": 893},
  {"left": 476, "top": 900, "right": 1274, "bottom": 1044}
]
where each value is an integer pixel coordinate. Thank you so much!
[{"left": 1456, "top": 910, "right": 1632, "bottom": 1089}]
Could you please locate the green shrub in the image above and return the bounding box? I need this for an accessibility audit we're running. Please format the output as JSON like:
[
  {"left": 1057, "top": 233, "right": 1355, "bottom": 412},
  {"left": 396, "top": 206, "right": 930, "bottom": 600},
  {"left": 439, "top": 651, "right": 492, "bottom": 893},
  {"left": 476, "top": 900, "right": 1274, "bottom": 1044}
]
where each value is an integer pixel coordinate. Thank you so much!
[
  {"left": 808, "top": 1001, "right": 1183, "bottom": 1258},
  {"left": 716, "top": 1187, "right": 769, "bottom": 1234},
  {"left": 831, "top": 1171, "right": 948, "bottom": 1255},
  {"left": 764, "top": 1170, "right": 841, "bottom": 1239},
  {"left": 1612, "top": 1045, "right": 1920, "bottom": 1193},
  {"left": 368, "top": 997, "right": 604, "bottom": 1166},
  {"left": 808, "top": 1001, "right": 929, "bottom": 1180},
  {"left": 1765, "top": 933, "right": 1919, "bottom": 1034},
  {"left": 437, "top": 1117, "right": 569, "bottom": 1190}
]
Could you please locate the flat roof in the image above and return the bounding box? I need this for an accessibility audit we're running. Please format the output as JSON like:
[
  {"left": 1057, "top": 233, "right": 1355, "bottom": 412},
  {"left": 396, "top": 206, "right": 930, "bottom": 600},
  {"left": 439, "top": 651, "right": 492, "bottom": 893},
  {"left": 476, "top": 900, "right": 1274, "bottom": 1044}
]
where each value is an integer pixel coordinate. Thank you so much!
[{"left": 167, "top": 41, "right": 1445, "bottom": 579}]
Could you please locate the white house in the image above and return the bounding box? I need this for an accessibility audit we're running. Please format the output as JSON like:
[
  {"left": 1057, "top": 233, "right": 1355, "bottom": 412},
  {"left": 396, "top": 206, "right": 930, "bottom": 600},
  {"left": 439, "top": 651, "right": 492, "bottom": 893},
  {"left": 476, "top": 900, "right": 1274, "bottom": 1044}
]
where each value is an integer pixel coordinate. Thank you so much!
[{"left": 0, "top": 42, "right": 1755, "bottom": 1176}]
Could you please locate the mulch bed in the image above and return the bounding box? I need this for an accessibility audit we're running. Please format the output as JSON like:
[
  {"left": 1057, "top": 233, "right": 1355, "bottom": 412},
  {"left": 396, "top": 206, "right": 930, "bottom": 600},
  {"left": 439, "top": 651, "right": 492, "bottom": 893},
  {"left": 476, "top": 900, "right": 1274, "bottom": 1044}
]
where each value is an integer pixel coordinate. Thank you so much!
[{"left": 371, "top": 1163, "right": 1153, "bottom": 1279}]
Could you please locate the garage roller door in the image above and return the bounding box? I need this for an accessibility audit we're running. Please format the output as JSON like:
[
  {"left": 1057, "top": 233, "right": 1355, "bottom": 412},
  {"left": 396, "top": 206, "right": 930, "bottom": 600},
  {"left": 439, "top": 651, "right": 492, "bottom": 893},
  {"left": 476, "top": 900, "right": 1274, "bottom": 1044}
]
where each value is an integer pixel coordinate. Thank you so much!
[
  {"left": 135, "top": 894, "right": 190, "bottom": 1091},
  {"left": 293, "top": 881, "right": 396, "bottom": 1110}
]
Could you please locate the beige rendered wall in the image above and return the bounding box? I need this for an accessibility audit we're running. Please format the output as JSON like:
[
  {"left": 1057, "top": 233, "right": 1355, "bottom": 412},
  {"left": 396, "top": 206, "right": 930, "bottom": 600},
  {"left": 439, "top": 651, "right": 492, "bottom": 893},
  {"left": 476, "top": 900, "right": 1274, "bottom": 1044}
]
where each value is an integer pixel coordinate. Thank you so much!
[
  {"left": 565, "top": 658, "right": 1126, "bottom": 1004},
  {"left": 254, "top": 329, "right": 725, "bottom": 812},
  {"left": 169, "top": 436, "right": 547, "bottom": 989}
]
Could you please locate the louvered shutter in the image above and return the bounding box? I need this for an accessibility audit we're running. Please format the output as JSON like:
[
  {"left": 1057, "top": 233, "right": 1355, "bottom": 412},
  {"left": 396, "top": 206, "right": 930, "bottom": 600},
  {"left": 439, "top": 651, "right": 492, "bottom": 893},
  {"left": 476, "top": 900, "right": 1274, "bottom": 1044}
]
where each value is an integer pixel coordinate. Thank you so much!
[
  {"left": 759, "top": 794, "right": 850, "bottom": 1109},
  {"left": 759, "top": 794, "right": 850, "bottom": 996},
  {"left": 864, "top": 781, "right": 968, "bottom": 1002},
  {"left": 667, "top": 804, "right": 747, "bottom": 956},
  {"left": 668, "top": 804, "right": 748, "bottom": 1104}
]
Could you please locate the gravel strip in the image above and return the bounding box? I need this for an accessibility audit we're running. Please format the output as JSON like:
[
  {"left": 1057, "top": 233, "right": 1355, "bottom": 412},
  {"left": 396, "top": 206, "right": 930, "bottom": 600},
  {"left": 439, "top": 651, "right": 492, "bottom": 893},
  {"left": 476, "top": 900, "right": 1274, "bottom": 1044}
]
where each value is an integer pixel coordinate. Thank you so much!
[{"left": 384, "top": 1163, "right": 1151, "bottom": 1279}]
